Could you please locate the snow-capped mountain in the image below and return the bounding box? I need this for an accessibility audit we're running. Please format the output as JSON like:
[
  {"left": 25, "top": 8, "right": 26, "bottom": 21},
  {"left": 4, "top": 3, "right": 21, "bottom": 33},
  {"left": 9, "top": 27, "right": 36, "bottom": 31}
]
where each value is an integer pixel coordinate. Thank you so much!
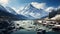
[
  {"left": 0, "top": 5, "right": 28, "bottom": 20},
  {"left": 5, "top": 7, "right": 29, "bottom": 19},
  {"left": 19, "top": 2, "right": 49, "bottom": 19},
  {"left": 0, "top": 5, "right": 19, "bottom": 20},
  {"left": 0, "top": 2, "right": 49, "bottom": 20},
  {"left": 5, "top": 7, "right": 17, "bottom": 15}
]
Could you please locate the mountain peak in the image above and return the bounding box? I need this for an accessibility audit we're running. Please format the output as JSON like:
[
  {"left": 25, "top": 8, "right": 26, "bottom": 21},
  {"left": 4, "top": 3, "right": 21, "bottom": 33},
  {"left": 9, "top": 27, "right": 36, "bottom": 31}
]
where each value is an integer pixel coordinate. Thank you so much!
[{"left": 18, "top": 2, "right": 49, "bottom": 19}]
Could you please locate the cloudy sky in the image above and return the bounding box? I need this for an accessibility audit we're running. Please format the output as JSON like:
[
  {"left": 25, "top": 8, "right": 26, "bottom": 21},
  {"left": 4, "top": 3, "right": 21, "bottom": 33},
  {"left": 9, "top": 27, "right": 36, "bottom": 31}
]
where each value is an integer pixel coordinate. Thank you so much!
[
  {"left": 0, "top": 0, "right": 60, "bottom": 19},
  {"left": 0, "top": 0, "right": 60, "bottom": 11}
]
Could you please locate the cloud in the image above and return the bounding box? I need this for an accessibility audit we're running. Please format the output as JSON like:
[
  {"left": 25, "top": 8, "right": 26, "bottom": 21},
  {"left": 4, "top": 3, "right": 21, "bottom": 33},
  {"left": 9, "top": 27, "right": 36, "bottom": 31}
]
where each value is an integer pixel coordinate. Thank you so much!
[
  {"left": 0, "top": 0, "right": 9, "bottom": 5},
  {"left": 45, "top": 7, "right": 55, "bottom": 12},
  {"left": 45, "top": 6, "right": 60, "bottom": 12},
  {"left": 31, "top": 2, "right": 46, "bottom": 9},
  {"left": 31, "top": 2, "right": 60, "bottom": 13},
  {"left": 57, "top": 6, "right": 60, "bottom": 10},
  {"left": 31, "top": 2, "right": 56, "bottom": 12}
]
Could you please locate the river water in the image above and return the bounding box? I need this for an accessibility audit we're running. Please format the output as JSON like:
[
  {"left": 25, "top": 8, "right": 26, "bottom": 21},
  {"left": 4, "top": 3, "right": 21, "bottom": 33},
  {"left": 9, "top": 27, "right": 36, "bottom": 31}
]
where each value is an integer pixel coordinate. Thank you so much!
[
  {"left": 11, "top": 29, "right": 36, "bottom": 34},
  {"left": 11, "top": 24, "right": 60, "bottom": 34},
  {"left": 11, "top": 29, "right": 60, "bottom": 34}
]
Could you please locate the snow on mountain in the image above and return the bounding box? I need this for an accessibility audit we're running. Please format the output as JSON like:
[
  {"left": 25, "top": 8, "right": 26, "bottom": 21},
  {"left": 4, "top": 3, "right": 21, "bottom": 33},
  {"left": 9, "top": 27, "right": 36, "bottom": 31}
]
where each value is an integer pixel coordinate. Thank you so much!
[
  {"left": 0, "top": 5, "right": 7, "bottom": 12},
  {"left": 19, "top": 2, "right": 49, "bottom": 19},
  {"left": 0, "top": 5, "right": 28, "bottom": 20},
  {"left": 5, "top": 7, "right": 29, "bottom": 20},
  {"left": 5, "top": 7, "right": 18, "bottom": 15},
  {"left": 0, "top": 5, "right": 19, "bottom": 20}
]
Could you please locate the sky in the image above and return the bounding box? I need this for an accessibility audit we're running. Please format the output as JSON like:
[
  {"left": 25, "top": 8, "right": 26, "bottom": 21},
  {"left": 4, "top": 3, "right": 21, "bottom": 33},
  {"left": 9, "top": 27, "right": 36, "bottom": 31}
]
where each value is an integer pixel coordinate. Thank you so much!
[
  {"left": 0, "top": 0, "right": 60, "bottom": 11},
  {"left": 0, "top": 0, "right": 60, "bottom": 19}
]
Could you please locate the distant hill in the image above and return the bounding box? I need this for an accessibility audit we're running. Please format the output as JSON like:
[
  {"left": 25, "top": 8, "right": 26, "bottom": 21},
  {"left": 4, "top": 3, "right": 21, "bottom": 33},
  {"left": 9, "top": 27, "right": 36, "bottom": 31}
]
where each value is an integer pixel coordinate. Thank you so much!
[{"left": 49, "top": 8, "right": 60, "bottom": 18}]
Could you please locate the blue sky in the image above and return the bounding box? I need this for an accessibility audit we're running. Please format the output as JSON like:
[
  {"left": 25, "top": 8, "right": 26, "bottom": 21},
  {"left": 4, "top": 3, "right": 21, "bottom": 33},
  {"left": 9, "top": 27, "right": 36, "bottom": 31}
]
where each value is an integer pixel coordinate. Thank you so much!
[
  {"left": 5, "top": 0, "right": 59, "bottom": 9},
  {"left": 0, "top": 0, "right": 60, "bottom": 11},
  {"left": 0, "top": 0, "right": 60, "bottom": 19}
]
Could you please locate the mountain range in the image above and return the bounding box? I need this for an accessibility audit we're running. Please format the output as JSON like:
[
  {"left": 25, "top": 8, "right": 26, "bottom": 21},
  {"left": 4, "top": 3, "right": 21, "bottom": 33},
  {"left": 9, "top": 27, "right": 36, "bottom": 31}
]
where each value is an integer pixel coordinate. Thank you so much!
[
  {"left": 19, "top": 2, "right": 49, "bottom": 19},
  {"left": 0, "top": 2, "right": 49, "bottom": 20},
  {"left": 0, "top": 5, "right": 28, "bottom": 20}
]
